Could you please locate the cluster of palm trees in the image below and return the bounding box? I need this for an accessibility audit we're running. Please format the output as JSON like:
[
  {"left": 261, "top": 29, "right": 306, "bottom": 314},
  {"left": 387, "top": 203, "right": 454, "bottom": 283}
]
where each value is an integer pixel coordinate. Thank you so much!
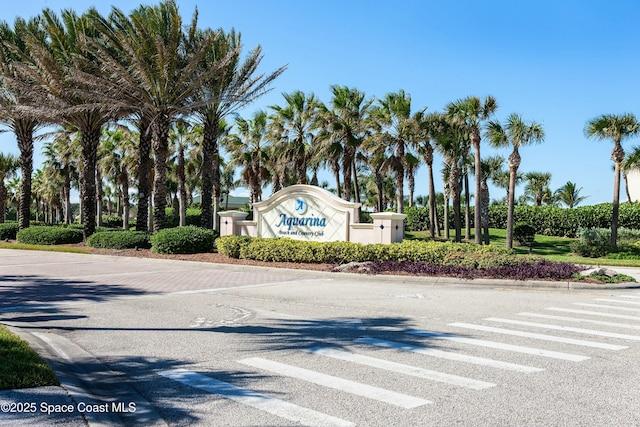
[
  {"left": 2, "top": 2, "right": 637, "bottom": 251},
  {"left": 0, "top": 0, "right": 284, "bottom": 239}
]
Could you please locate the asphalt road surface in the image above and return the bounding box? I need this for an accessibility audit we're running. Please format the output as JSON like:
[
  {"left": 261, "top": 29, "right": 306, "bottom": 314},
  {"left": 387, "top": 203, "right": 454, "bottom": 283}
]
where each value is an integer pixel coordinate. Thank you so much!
[{"left": 1, "top": 249, "right": 640, "bottom": 426}]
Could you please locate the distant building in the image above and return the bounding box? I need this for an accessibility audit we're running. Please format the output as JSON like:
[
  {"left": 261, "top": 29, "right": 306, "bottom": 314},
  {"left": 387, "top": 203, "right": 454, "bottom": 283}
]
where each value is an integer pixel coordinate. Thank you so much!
[
  {"left": 627, "top": 170, "right": 640, "bottom": 202},
  {"left": 192, "top": 194, "right": 250, "bottom": 210}
]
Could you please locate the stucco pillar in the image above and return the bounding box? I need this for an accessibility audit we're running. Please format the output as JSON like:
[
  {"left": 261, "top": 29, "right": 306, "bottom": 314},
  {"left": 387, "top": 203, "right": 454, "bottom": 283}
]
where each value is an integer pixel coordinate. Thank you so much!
[
  {"left": 218, "top": 211, "right": 249, "bottom": 236},
  {"left": 370, "top": 212, "right": 406, "bottom": 244}
]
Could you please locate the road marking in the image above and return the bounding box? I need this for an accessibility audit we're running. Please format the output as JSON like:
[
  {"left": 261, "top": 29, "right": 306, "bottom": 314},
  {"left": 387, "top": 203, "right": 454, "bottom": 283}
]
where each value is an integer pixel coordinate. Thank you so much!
[
  {"left": 486, "top": 317, "right": 640, "bottom": 341},
  {"left": 617, "top": 295, "right": 640, "bottom": 300},
  {"left": 594, "top": 298, "right": 640, "bottom": 306},
  {"left": 547, "top": 307, "right": 640, "bottom": 321},
  {"left": 406, "top": 329, "right": 590, "bottom": 362},
  {"left": 573, "top": 303, "right": 640, "bottom": 312},
  {"left": 355, "top": 337, "right": 544, "bottom": 373},
  {"left": 450, "top": 322, "right": 628, "bottom": 350},
  {"left": 238, "top": 357, "right": 431, "bottom": 409},
  {"left": 304, "top": 346, "right": 495, "bottom": 390},
  {"left": 519, "top": 312, "right": 640, "bottom": 330},
  {"left": 158, "top": 368, "right": 354, "bottom": 427}
]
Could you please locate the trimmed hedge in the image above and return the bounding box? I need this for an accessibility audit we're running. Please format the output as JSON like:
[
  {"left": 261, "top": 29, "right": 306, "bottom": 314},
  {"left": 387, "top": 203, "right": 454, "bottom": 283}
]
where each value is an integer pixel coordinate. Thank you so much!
[
  {"left": 0, "top": 223, "right": 19, "bottom": 240},
  {"left": 16, "top": 226, "right": 83, "bottom": 245},
  {"left": 151, "top": 226, "right": 216, "bottom": 254},
  {"left": 406, "top": 203, "right": 640, "bottom": 238},
  {"left": 216, "top": 236, "right": 511, "bottom": 264},
  {"left": 87, "top": 230, "right": 151, "bottom": 249},
  {"left": 164, "top": 207, "right": 203, "bottom": 228}
]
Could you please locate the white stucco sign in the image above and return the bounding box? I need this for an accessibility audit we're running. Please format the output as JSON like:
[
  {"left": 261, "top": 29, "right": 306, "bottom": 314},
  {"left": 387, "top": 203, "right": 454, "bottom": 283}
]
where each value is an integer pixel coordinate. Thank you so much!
[
  {"left": 254, "top": 185, "right": 359, "bottom": 242},
  {"left": 218, "top": 184, "right": 406, "bottom": 244}
]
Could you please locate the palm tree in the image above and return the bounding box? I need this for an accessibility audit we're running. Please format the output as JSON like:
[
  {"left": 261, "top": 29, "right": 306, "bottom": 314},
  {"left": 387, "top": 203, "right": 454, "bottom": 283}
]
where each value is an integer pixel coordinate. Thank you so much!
[
  {"left": 371, "top": 89, "right": 418, "bottom": 214},
  {"left": 225, "top": 111, "right": 271, "bottom": 203},
  {"left": 585, "top": 113, "right": 640, "bottom": 247},
  {"left": 0, "top": 16, "right": 46, "bottom": 230},
  {"left": 188, "top": 27, "right": 285, "bottom": 231},
  {"left": 435, "top": 118, "right": 467, "bottom": 242},
  {"left": 6, "top": 8, "right": 127, "bottom": 238},
  {"left": 269, "top": 91, "right": 320, "bottom": 185},
  {"left": 487, "top": 113, "right": 545, "bottom": 248},
  {"left": 554, "top": 181, "right": 588, "bottom": 208},
  {"left": 0, "top": 152, "right": 18, "bottom": 222},
  {"left": 319, "top": 85, "right": 374, "bottom": 205},
  {"left": 447, "top": 95, "right": 498, "bottom": 244},
  {"left": 416, "top": 111, "right": 446, "bottom": 237},
  {"left": 404, "top": 152, "right": 420, "bottom": 208},
  {"left": 42, "top": 128, "right": 80, "bottom": 224},
  {"left": 524, "top": 172, "right": 552, "bottom": 206},
  {"left": 100, "top": 126, "right": 136, "bottom": 228},
  {"left": 169, "top": 120, "right": 200, "bottom": 226}
]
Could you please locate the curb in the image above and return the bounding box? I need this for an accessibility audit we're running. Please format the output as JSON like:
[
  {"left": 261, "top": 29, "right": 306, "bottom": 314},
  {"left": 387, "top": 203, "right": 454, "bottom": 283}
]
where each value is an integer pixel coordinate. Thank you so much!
[{"left": 9, "top": 327, "right": 168, "bottom": 427}]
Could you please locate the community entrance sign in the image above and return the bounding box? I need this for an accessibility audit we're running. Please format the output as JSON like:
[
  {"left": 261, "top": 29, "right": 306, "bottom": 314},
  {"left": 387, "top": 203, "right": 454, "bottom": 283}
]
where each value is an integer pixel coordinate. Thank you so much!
[{"left": 218, "top": 185, "right": 405, "bottom": 244}]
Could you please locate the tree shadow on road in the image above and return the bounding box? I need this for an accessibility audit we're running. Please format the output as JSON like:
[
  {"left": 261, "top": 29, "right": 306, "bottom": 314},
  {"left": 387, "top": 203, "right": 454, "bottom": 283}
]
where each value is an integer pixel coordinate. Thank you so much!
[{"left": 0, "top": 274, "right": 152, "bottom": 312}]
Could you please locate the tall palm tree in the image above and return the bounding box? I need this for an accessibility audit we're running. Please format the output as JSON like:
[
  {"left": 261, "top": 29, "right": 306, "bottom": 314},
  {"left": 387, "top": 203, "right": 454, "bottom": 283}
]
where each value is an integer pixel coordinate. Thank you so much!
[
  {"left": 0, "top": 16, "right": 46, "bottom": 230},
  {"left": 435, "top": 118, "right": 467, "bottom": 242},
  {"left": 0, "top": 152, "right": 18, "bottom": 222},
  {"left": 447, "top": 95, "right": 498, "bottom": 244},
  {"left": 554, "top": 181, "right": 588, "bottom": 208},
  {"left": 6, "top": 8, "right": 125, "bottom": 238},
  {"left": 585, "top": 113, "right": 640, "bottom": 247},
  {"left": 100, "top": 125, "right": 135, "bottom": 228},
  {"left": 269, "top": 91, "right": 320, "bottom": 185},
  {"left": 415, "top": 111, "right": 446, "bottom": 237},
  {"left": 188, "top": 27, "right": 285, "bottom": 231},
  {"left": 487, "top": 113, "right": 545, "bottom": 248},
  {"left": 169, "top": 120, "right": 200, "bottom": 226},
  {"left": 225, "top": 111, "right": 271, "bottom": 203},
  {"left": 42, "top": 128, "right": 80, "bottom": 224},
  {"left": 371, "top": 89, "right": 419, "bottom": 214},
  {"left": 319, "top": 85, "right": 374, "bottom": 205}
]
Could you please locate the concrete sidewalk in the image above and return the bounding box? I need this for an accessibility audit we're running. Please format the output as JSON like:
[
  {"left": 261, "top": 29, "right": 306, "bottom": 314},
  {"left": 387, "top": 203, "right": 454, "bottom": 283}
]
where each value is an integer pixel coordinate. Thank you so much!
[{"left": 2, "top": 250, "right": 640, "bottom": 426}]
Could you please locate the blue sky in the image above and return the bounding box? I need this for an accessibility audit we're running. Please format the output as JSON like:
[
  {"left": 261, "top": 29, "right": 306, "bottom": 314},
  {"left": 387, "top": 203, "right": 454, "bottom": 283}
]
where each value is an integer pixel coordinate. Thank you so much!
[{"left": 3, "top": 0, "right": 640, "bottom": 204}]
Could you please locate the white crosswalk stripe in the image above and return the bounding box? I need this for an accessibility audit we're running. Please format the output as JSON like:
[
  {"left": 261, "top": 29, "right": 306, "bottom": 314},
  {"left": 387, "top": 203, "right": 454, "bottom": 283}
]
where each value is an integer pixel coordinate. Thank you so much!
[
  {"left": 355, "top": 337, "right": 544, "bottom": 372},
  {"left": 238, "top": 357, "right": 431, "bottom": 408},
  {"left": 546, "top": 307, "right": 640, "bottom": 321},
  {"left": 519, "top": 312, "right": 640, "bottom": 330},
  {"left": 304, "top": 346, "right": 496, "bottom": 390},
  {"left": 486, "top": 317, "right": 640, "bottom": 341},
  {"left": 594, "top": 298, "right": 640, "bottom": 305},
  {"left": 158, "top": 368, "right": 355, "bottom": 427},
  {"left": 449, "top": 322, "right": 628, "bottom": 350},
  {"left": 573, "top": 302, "right": 640, "bottom": 312},
  {"left": 406, "top": 329, "right": 590, "bottom": 361}
]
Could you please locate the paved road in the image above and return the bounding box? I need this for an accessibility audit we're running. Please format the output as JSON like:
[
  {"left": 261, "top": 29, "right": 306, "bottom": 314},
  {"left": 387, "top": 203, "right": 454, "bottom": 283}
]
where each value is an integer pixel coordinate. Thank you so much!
[{"left": 1, "top": 249, "right": 640, "bottom": 426}]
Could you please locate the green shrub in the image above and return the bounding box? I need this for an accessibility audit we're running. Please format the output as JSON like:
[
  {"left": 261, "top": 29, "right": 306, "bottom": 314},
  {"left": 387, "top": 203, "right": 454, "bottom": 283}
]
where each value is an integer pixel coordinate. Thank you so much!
[
  {"left": 514, "top": 223, "right": 536, "bottom": 248},
  {"left": 236, "top": 237, "right": 511, "bottom": 264},
  {"left": 87, "top": 230, "right": 151, "bottom": 249},
  {"left": 151, "top": 226, "right": 216, "bottom": 254},
  {"left": 17, "top": 226, "right": 84, "bottom": 245},
  {"left": 164, "top": 207, "right": 202, "bottom": 228},
  {"left": 570, "top": 228, "right": 612, "bottom": 257},
  {"left": 216, "top": 235, "right": 254, "bottom": 258},
  {"left": 101, "top": 215, "right": 122, "bottom": 228},
  {"left": 0, "top": 223, "right": 19, "bottom": 240}
]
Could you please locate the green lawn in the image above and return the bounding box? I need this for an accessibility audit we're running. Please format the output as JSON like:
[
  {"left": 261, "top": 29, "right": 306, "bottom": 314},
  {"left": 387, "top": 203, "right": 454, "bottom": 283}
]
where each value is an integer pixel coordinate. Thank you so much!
[
  {"left": 0, "top": 325, "right": 58, "bottom": 390},
  {"left": 405, "top": 228, "right": 640, "bottom": 267}
]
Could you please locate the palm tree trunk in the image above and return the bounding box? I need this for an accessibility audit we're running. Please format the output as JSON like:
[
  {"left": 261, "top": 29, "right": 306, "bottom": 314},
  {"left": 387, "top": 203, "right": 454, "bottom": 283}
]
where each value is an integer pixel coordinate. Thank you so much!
[
  {"left": 80, "top": 127, "right": 100, "bottom": 239},
  {"left": 473, "top": 136, "right": 482, "bottom": 244},
  {"left": 612, "top": 154, "right": 624, "bottom": 248},
  {"left": 200, "top": 118, "right": 219, "bottom": 230},
  {"left": 136, "top": 121, "right": 152, "bottom": 232},
  {"left": 464, "top": 173, "right": 471, "bottom": 240},
  {"left": 443, "top": 189, "right": 450, "bottom": 240},
  {"left": 332, "top": 159, "right": 341, "bottom": 198},
  {"left": 342, "top": 148, "right": 353, "bottom": 201},
  {"left": 96, "top": 167, "right": 103, "bottom": 227},
  {"left": 152, "top": 114, "right": 170, "bottom": 231},
  {"left": 427, "top": 161, "right": 436, "bottom": 238},
  {"left": 64, "top": 169, "right": 71, "bottom": 224},
  {"left": 177, "top": 145, "right": 187, "bottom": 227},
  {"left": 0, "top": 183, "right": 6, "bottom": 223},
  {"left": 481, "top": 182, "right": 490, "bottom": 245},
  {"left": 122, "top": 172, "right": 130, "bottom": 230},
  {"left": 624, "top": 172, "right": 632, "bottom": 203},
  {"left": 449, "top": 163, "right": 461, "bottom": 242},
  {"left": 16, "top": 129, "right": 33, "bottom": 230},
  {"left": 506, "top": 148, "right": 521, "bottom": 249}
]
